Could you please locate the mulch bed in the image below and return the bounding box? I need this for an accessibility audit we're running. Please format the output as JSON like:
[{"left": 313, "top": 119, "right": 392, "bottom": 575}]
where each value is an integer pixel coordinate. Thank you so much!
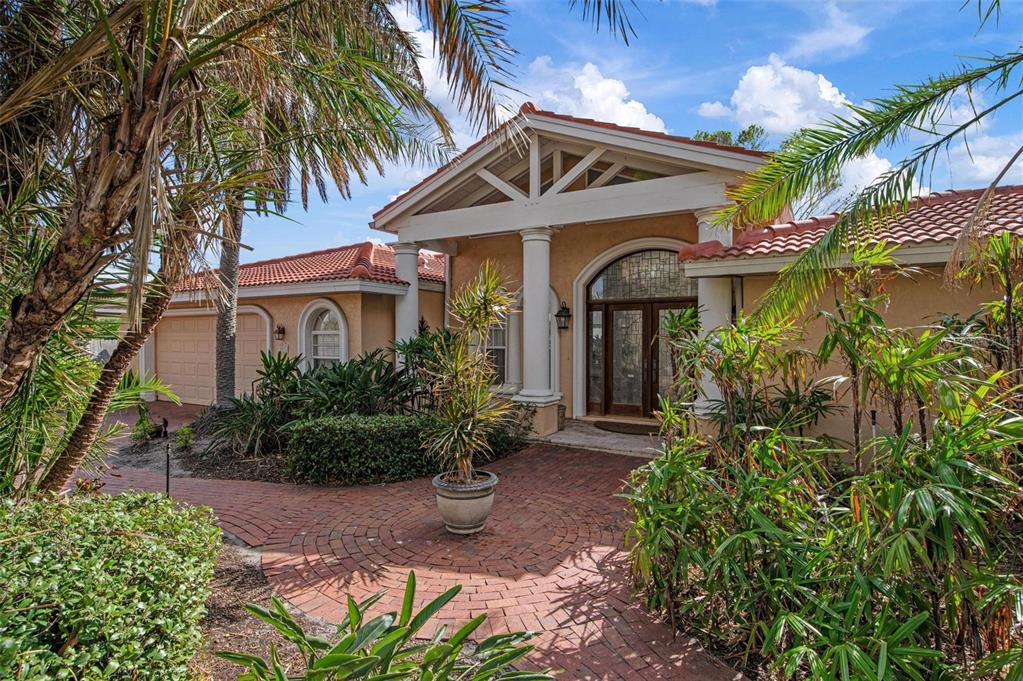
[
  {"left": 112, "top": 435, "right": 296, "bottom": 484},
  {"left": 191, "top": 538, "right": 335, "bottom": 680}
]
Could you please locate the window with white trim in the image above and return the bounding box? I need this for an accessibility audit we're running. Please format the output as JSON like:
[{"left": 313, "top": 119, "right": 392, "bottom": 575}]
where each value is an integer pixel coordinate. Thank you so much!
[
  {"left": 310, "top": 309, "right": 342, "bottom": 368},
  {"left": 488, "top": 321, "right": 507, "bottom": 386}
]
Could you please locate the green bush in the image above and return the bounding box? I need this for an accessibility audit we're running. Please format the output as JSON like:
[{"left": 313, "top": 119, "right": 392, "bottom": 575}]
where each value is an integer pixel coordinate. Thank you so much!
[
  {"left": 174, "top": 424, "right": 194, "bottom": 450},
  {"left": 0, "top": 493, "right": 221, "bottom": 680},
  {"left": 288, "top": 411, "right": 529, "bottom": 486},
  {"left": 220, "top": 572, "right": 552, "bottom": 679},
  {"left": 288, "top": 414, "right": 441, "bottom": 485}
]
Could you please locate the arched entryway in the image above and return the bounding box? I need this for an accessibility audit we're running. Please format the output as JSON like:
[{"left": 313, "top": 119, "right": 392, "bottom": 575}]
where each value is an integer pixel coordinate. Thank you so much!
[{"left": 582, "top": 248, "right": 697, "bottom": 417}]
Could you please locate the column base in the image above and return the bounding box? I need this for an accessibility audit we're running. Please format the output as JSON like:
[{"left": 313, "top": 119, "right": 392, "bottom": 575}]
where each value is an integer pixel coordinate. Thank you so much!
[
  {"left": 521, "top": 401, "right": 562, "bottom": 437},
  {"left": 512, "top": 390, "right": 562, "bottom": 406}
]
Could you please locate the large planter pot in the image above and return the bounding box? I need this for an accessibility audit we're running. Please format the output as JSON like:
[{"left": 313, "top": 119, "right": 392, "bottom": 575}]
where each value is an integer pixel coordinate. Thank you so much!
[{"left": 432, "top": 471, "right": 498, "bottom": 535}]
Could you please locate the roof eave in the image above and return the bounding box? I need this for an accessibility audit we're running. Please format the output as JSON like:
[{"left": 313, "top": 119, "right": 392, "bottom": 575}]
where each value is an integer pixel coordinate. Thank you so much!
[{"left": 682, "top": 242, "right": 955, "bottom": 278}]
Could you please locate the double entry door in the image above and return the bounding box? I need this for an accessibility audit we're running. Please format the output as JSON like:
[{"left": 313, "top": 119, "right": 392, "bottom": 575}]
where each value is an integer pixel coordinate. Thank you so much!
[{"left": 588, "top": 300, "right": 692, "bottom": 418}]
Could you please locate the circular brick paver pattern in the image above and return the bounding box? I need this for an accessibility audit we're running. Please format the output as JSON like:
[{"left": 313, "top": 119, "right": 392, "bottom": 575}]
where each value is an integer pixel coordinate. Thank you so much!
[{"left": 101, "top": 445, "right": 740, "bottom": 680}]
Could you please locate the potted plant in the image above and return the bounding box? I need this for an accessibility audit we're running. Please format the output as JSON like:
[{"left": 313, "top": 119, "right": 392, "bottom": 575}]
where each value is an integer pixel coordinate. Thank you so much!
[{"left": 425, "top": 262, "right": 513, "bottom": 534}]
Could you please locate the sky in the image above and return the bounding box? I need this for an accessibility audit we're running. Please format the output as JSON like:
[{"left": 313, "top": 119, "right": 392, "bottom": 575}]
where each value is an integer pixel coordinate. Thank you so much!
[{"left": 241, "top": 0, "right": 1023, "bottom": 263}]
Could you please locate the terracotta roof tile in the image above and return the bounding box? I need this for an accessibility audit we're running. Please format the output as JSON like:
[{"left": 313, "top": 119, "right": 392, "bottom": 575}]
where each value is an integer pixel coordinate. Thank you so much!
[
  {"left": 680, "top": 185, "right": 1023, "bottom": 263},
  {"left": 372, "top": 102, "right": 766, "bottom": 221},
  {"left": 176, "top": 241, "right": 445, "bottom": 292}
]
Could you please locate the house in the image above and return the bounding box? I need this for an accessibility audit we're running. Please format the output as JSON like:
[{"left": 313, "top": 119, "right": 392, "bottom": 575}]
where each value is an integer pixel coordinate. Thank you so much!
[
  {"left": 138, "top": 241, "right": 445, "bottom": 405},
  {"left": 143, "top": 101, "right": 1023, "bottom": 440}
]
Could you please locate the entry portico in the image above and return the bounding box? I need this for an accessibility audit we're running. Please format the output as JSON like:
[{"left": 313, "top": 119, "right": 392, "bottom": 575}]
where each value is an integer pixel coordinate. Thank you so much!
[{"left": 372, "top": 104, "right": 765, "bottom": 434}]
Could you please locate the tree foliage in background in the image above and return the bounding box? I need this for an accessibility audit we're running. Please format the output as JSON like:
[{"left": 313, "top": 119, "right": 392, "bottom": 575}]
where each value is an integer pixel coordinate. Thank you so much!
[
  {"left": 693, "top": 123, "right": 768, "bottom": 151},
  {"left": 716, "top": 0, "right": 1023, "bottom": 326}
]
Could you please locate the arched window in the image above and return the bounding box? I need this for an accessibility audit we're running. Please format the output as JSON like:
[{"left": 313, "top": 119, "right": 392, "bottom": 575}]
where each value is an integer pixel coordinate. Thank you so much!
[
  {"left": 310, "top": 310, "right": 342, "bottom": 368},
  {"left": 588, "top": 249, "right": 697, "bottom": 301},
  {"left": 298, "top": 299, "right": 348, "bottom": 369}
]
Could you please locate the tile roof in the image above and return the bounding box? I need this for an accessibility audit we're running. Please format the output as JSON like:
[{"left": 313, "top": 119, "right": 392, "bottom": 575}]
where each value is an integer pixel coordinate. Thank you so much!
[
  {"left": 679, "top": 185, "right": 1023, "bottom": 263},
  {"left": 176, "top": 241, "right": 445, "bottom": 292},
  {"left": 372, "top": 102, "right": 766, "bottom": 221}
]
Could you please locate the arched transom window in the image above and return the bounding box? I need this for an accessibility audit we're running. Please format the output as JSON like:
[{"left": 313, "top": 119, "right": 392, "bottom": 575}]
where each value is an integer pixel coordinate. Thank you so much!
[{"left": 587, "top": 249, "right": 697, "bottom": 301}]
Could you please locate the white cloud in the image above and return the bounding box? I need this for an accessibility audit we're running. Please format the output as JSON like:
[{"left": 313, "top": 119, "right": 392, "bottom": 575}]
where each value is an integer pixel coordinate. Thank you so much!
[
  {"left": 839, "top": 153, "right": 892, "bottom": 196},
  {"left": 522, "top": 57, "right": 666, "bottom": 132},
  {"left": 704, "top": 54, "right": 850, "bottom": 135},
  {"left": 947, "top": 132, "right": 1023, "bottom": 185},
  {"left": 786, "top": 3, "right": 872, "bottom": 62},
  {"left": 697, "top": 100, "right": 731, "bottom": 118}
]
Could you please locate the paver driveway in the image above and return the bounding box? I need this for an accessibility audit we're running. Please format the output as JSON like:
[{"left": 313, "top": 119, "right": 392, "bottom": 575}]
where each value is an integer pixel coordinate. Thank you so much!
[{"left": 100, "top": 445, "right": 739, "bottom": 680}]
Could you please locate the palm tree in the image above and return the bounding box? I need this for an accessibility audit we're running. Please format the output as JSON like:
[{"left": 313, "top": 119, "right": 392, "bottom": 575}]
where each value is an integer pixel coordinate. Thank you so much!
[
  {"left": 208, "top": 0, "right": 638, "bottom": 406},
  {"left": 716, "top": 0, "right": 1022, "bottom": 325},
  {"left": 1, "top": 0, "right": 635, "bottom": 494}
]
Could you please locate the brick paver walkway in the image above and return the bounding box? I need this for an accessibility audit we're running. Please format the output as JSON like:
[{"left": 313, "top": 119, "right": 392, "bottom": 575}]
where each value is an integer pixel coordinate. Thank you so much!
[{"left": 100, "top": 445, "right": 739, "bottom": 680}]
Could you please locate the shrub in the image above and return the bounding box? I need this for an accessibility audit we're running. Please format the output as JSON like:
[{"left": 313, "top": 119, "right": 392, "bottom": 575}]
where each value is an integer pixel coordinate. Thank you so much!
[
  {"left": 293, "top": 349, "right": 420, "bottom": 419},
  {"left": 288, "top": 414, "right": 441, "bottom": 485},
  {"left": 130, "top": 416, "right": 156, "bottom": 443},
  {"left": 174, "top": 424, "right": 194, "bottom": 450},
  {"left": 220, "top": 571, "right": 552, "bottom": 679},
  {"left": 628, "top": 246, "right": 1023, "bottom": 678},
  {"left": 0, "top": 492, "right": 220, "bottom": 680},
  {"left": 208, "top": 350, "right": 422, "bottom": 457}
]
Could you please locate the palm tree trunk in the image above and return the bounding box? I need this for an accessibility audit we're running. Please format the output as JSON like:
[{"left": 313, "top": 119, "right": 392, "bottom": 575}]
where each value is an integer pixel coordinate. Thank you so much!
[
  {"left": 0, "top": 96, "right": 164, "bottom": 413},
  {"left": 38, "top": 228, "right": 194, "bottom": 492},
  {"left": 38, "top": 285, "right": 173, "bottom": 492},
  {"left": 215, "top": 197, "right": 243, "bottom": 407}
]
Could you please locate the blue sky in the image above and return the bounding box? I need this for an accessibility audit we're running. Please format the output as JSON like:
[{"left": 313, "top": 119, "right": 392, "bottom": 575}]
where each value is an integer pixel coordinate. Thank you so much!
[{"left": 242, "top": 0, "right": 1023, "bottom": 263}]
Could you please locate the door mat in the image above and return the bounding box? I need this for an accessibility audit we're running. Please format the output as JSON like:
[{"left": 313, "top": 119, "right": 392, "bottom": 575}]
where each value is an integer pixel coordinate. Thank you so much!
[{"left": 593, "top": 420, "right": 659, "bottom": 436}]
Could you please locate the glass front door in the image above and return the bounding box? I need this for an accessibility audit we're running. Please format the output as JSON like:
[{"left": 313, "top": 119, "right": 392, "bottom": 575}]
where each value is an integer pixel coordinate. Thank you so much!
[
  {"left": 589, "top": 302, "right": 691, "bottom": 417},
  {"left": 584, "top": 249, "right": 699, "bottom": 418}
]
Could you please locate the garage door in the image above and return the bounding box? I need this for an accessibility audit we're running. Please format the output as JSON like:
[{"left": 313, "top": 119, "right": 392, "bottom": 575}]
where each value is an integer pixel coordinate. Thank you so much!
[{"left": 155, "top": 314, "right": 266, "bottom": 405}]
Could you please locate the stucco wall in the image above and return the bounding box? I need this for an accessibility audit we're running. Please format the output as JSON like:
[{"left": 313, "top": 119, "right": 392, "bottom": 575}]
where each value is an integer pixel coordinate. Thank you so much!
[
  {"left": 166, "top": 291, "right": 364, "bottom": 362},
  {"left": 449, "top": 212, "right": 701, "bottom": 411},
  {"left": 420, "top": 289, "right": 446, "bottom": 332},
  {"left": 160, "top": 283, "right": 445, "bottom": 367},
  {"left": 740, "top": 268, "right": 997, "bottom": 442}
]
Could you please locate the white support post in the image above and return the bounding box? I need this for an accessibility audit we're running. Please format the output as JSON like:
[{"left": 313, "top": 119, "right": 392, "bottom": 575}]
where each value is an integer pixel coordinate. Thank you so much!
[
  {"left": 393, "top": 242, "right": 420, "bottom": 365},
  {"left": 516, "top": 227, "right": 556, "bottom": 403},
  {"left": 504, "top": 305, "right": 523, "bottom": 392},
  {"left": 528, "top": 133, "right": 541, "bottom": 199},
  {"left": 694, "top": 208, "right": 733, "bottom": 411}
]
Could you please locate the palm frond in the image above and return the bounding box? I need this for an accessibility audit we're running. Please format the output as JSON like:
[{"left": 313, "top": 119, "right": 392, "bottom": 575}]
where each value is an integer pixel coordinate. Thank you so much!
[
  {"left": 410, "top": 0, "right": 516, "bottom": 132},
  {"left": 719, "top": 50, "right": 1023, "bottom": 325}
]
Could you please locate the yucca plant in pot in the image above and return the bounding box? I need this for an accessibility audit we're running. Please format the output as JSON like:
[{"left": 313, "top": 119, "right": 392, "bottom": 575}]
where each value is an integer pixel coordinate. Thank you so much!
[{"left": 426, "top": 262, "right": 514, "bottom": 534}]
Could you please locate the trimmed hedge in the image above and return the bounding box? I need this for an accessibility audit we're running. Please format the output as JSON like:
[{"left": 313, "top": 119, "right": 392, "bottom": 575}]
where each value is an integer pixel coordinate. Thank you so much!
[
  {"left": 289, "top": 414, "right": 440, "bottom": 485},
  {"left": 0, "top": 493, "right": 220, "bottom": 680},
  {"left": 288, "top": 411, "right": 531, "bottom": 485}
]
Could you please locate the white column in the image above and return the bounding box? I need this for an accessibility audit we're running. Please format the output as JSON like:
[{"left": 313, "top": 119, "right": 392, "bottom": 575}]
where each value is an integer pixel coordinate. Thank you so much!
[
  {"left": 393, "top": 242, "right": 420, "bottom": 358},
  {"left": 694, "top": 209, "right": 733, "bottom": 410},
  {"left": 516, "top": 227, "right": 556, "bottom": 403},
  {"left": 504, "top": 305, "right": 523, "bottom": 391}
]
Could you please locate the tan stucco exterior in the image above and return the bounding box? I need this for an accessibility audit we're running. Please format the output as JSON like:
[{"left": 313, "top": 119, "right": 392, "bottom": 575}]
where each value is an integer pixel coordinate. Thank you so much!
[
  {"left": 449, "top": 212, "right": 703, "bottom": 415},
  {"left": 152, "top": 286, "right": 444, "bottom": 404},
  {"left": 739, "top": 268, "right": 998, "bottom": 442}
]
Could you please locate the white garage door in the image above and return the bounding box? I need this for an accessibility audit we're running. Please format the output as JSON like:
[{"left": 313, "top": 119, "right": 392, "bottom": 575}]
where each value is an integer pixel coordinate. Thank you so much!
[{"left": 156, "top": 314, "right": 266, "bottom": 405}]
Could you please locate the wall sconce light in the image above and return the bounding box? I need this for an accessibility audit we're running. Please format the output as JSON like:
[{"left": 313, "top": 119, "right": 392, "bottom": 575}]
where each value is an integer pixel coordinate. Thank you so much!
[
  {"left": 554, "top": 301, "right": 571, "bottom": 330},
  {"left": 273, "top": 324, "right": 286, "bottom": 341}
]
